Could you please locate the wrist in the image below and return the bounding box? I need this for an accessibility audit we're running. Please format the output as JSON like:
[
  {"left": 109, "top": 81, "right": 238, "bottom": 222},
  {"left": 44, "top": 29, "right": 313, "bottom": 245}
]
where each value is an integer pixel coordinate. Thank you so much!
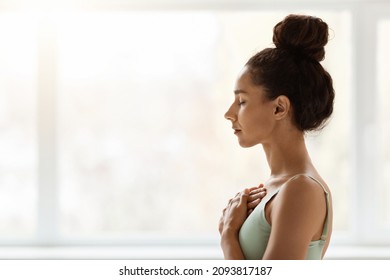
[
  {"left": 221, "top": 229, "right": 238, "bottom": 243},
  {"left": 220, "top": 230, "right": 244, "bottom": 260}
]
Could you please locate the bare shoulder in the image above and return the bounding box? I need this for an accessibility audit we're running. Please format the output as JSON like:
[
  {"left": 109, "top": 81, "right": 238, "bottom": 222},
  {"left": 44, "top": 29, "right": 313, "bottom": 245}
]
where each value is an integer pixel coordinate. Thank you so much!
[
  {"left": 278, "top": 174, "right": 329, "bottom": 203},
  {"left": 270, "top": 174, "right": 328, "bottom": 235},
  {"left": 264, "top": 175, "right": 332, "bottom": 259},
  {"left": 263, "top": 174, "right": 332, "bottom": 259}
]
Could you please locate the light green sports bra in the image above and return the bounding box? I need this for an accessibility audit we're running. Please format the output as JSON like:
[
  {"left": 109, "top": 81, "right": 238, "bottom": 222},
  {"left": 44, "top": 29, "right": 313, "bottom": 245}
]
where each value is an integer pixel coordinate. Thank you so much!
[{"left": 238, "top": 174, "right": 330, "bottom": 260}]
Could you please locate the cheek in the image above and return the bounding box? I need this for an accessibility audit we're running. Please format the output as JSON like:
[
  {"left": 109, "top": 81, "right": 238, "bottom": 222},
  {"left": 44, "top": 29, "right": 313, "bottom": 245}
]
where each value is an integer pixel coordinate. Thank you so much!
[
  {"left": 240, "top": 107, "right": 268, "bottom": 126},
  {"left": 249, "top": 111, "right": 275, "bottom": 136}
]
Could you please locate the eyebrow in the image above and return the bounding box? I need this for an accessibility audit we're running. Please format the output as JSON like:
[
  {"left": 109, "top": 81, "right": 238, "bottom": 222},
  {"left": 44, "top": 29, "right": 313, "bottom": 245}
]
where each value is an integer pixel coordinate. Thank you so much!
[{"left": 234, "top": 89, "right": 248, "bottom": 95}]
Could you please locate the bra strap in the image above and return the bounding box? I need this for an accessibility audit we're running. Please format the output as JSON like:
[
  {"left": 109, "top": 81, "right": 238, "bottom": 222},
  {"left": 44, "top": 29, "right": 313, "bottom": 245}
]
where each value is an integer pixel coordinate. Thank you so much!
[{"left": 305, "top": 175, "right": 330, "bottom": 241}]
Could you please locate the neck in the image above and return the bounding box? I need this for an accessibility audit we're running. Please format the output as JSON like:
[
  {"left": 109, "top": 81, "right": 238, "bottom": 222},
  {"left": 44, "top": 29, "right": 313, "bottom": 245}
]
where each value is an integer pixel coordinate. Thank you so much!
[{"left": 262, "top": 130, "right": 313, "bottom": 178}]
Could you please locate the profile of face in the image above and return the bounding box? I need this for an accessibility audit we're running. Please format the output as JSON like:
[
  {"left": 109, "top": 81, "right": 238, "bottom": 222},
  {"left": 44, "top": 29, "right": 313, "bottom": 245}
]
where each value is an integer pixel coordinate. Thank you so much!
[{"left": 224, "top": 66, "right": 290, "bottom": 148}]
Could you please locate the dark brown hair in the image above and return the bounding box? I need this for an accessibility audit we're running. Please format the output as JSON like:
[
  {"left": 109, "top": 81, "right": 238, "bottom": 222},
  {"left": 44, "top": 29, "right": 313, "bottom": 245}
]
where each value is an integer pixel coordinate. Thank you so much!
[{"left": 246, "top": 14, "right": 335, "bottom": 131}]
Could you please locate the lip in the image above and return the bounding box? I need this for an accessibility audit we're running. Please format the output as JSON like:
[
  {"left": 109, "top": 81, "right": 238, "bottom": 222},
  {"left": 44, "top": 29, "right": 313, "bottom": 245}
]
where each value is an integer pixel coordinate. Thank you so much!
[{"left": 233, "top": 128, "right": 242, "bottom": 134}]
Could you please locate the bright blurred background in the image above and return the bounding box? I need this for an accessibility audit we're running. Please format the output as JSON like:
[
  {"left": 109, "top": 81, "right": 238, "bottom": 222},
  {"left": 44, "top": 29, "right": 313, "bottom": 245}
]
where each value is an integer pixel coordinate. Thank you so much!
[{"left": 0, "top": 0, "right": 389, "bottom": 259}]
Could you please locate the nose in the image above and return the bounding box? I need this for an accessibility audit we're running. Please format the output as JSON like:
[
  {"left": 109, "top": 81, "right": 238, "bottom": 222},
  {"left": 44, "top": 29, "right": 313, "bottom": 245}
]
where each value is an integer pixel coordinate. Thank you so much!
[{"left": 224, "top": 103, "right": 236, "bottom": 122}]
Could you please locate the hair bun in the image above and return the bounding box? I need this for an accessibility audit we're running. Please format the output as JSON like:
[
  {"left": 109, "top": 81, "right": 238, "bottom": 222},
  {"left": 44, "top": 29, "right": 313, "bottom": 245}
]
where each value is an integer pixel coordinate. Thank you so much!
[{"left": 272, "top": 14, "right": 329, "bottom": 61}]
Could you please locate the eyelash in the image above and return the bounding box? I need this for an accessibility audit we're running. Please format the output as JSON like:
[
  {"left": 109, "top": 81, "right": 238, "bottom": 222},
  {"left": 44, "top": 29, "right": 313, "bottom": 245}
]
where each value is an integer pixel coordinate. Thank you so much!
[{"left": 238, "top": 101, "right": 246, "bottom": 106}]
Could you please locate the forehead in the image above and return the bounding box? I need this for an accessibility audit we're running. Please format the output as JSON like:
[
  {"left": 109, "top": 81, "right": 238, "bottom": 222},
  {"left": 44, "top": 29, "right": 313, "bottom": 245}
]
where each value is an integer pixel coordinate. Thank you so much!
[
  {"left": 234, "top": 66, "right": 265, "bottom": 95},
  {"left": 235, "top": 66, "right": 252, "bottom": 86}
]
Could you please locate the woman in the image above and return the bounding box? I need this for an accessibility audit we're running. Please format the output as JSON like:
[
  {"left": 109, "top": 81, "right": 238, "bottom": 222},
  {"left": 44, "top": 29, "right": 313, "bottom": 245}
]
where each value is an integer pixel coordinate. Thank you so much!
[{"left": 219, "top": 14, "right": 334, "bottom": 260}]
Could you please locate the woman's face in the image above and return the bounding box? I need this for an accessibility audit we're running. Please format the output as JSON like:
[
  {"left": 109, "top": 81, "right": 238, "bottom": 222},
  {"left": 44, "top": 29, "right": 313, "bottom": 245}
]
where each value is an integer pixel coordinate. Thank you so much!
[{"left": 224, "top": 67, "right": 277, "bottom": 148}]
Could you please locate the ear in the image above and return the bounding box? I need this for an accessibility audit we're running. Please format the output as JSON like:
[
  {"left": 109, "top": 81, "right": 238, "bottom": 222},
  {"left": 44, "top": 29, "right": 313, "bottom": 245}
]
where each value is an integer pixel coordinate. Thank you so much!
[{"left": 273, "top": 95, "right": 291, "bottom": 120}]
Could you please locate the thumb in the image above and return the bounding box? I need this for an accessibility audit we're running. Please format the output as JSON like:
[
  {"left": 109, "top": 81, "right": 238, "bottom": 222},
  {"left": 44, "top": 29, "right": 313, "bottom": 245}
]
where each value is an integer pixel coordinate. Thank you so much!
[{"left": 239, "top": 188, "right": 249, "bottom": 205}]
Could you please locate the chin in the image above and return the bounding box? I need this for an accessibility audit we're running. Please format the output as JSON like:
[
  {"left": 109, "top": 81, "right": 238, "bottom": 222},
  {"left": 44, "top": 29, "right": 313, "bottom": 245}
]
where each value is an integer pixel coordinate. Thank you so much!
[{"left": 238, "top": 141, "right": 257, "bottom": 148}]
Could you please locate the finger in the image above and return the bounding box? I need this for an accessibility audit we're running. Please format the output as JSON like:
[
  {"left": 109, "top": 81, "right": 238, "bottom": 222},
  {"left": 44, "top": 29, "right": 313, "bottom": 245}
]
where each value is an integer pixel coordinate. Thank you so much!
[
  {"left": 249, "top": 188, "right": 261, "bottom": 195},
  {"left": 227, "top": 193, "right": 240, "bottom": 204},
  {"left": 238, "top": 188, "right": 249, "bottom": 206},
  {"left": 249, "top": 187, "right": 266, "bottom": 196},
  {"left": 248, "top": 184, "right": 264, "bottom": 191},
  {"left": 229, "top": 196, "right": 240, "bottom": 206},
  {"left": 232, "top": 190, "right": 245, "bottom": 202},
  {"left": 248, "top": 191, "right": 266, "bottom": 203},
  {"left": 248, "top": 190, "right": 266, "bottom": 202},
  {"left": 248, "top": 190, "right": 262, "bottom": 201},
  {"left": 248, "top": 186, "right": 260, "bottom": 192},
  {"left": 249, "top": 189, "right": 267, "bottom": 198},
  {"left": 247, "top": 198, "right": 261, "bottom": 209}
]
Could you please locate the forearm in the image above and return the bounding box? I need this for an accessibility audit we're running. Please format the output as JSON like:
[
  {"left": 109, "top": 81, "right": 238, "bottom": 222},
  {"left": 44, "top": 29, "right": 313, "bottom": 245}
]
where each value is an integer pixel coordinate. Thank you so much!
[{"left": 220, "top": 231, "right": 245, "bottom": 260}]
